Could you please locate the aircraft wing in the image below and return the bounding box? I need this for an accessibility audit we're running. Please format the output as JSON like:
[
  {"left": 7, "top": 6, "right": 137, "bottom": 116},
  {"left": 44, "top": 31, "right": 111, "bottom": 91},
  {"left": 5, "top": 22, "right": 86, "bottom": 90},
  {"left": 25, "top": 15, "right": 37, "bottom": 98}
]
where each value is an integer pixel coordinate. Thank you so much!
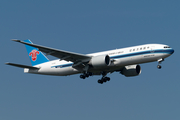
[{"left": 12, "top": 40, "right": 92, "bottom": 63}]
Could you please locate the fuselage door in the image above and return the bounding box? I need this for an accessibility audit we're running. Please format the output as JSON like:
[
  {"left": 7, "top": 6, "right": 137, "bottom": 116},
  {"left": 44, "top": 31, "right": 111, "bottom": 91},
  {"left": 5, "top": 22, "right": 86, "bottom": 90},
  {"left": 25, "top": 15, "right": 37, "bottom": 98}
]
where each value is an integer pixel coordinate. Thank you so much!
[{"left": 151, "top": 46, "right": 155, "bottom": 53}]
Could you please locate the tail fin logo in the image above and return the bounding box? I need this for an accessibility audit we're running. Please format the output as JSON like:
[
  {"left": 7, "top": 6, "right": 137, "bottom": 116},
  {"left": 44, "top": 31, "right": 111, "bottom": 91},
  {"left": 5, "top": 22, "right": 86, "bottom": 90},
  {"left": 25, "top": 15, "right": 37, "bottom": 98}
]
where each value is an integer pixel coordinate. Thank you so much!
[{"left": 29, "top": 50, "right": 39, "bottom": 61}]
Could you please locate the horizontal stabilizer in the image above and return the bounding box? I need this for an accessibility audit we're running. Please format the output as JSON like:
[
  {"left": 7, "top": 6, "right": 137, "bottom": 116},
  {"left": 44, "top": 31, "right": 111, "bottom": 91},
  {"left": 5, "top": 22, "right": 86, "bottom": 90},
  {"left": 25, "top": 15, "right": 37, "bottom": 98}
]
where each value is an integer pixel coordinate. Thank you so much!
[{"left": 5, "top": 63, "right": 39, "bottom": 70}]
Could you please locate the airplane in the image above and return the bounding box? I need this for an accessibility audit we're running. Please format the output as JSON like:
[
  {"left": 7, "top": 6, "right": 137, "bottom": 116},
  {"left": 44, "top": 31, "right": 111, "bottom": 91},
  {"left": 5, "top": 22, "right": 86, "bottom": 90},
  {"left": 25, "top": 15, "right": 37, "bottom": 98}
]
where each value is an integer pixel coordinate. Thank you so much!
[{"left": 6, "top": 39, "right": 174, "bottom": 84}]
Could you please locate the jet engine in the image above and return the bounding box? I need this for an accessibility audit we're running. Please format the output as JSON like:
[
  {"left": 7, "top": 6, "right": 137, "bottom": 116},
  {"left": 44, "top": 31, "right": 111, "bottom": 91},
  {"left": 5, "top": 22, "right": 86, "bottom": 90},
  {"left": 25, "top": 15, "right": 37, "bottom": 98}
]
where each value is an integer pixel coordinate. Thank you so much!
[
  {"left": 89, "top": 55, "right": 110, "bottom": 68},
  {"left": 121, "top": 65, "right": 141, "bottom": 77}
]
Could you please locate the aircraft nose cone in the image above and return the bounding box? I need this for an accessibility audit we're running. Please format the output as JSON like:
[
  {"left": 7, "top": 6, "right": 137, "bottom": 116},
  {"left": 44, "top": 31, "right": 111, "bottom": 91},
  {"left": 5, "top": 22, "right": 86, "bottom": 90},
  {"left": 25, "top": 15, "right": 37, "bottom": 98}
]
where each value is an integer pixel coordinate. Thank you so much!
[{"left": 171, "top": 48, "right": 174, "bottom": 54}]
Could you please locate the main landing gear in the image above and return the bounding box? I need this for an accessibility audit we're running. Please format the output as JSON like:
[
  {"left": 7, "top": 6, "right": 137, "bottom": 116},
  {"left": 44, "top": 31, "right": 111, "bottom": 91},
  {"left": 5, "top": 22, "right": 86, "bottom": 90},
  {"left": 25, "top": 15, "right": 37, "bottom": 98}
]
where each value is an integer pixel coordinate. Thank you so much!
[
  {"left": 157, "top": 58, "right": 164, "bottom": 69},
  {"left": 97, "top": 77, "right": 110, "bottom": 84},
  {"left": 97, "top": 72, "right": 110, "bottom": 84}
]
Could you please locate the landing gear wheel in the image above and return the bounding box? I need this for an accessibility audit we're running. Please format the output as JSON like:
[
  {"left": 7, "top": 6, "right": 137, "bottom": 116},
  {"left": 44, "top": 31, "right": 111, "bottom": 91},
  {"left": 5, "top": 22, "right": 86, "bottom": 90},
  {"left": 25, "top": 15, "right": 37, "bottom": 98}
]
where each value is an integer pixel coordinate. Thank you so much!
[
  {"left": 85, "top": 74, "right": 89, "bottom": 78},
  {"left": 98, "top": 80, "right": 103, "bottom": 84},
  {"left": 157, "top": 65, "right": 162, "bottom": 69},
  {"left": 88, "top": 72, "right": 93, "bottom": 76},
  {"left": 104, "top": 77, "right": 110, "bottom": 81},
  {"left": 103, "top": 78, "right": 107, "bottom": 82},
  {"left": 80, "top": 75, "right": 85, "bottom": 79}
]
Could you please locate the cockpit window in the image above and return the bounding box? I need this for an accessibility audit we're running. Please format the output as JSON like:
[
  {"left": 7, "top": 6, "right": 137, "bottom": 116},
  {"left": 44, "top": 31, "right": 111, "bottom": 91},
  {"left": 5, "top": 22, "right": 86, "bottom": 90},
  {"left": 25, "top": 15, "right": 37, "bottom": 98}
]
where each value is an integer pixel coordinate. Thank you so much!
[{"left": 164, "top": 46, "right": 170, "bottom": 48}]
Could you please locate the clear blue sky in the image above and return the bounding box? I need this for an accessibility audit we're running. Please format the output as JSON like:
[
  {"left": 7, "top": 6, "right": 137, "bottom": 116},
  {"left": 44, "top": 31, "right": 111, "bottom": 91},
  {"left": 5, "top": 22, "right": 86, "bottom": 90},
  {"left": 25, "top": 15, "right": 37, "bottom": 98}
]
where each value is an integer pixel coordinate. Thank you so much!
[{"left": 1, "top": 1, "right": 180, "bottom": 120}]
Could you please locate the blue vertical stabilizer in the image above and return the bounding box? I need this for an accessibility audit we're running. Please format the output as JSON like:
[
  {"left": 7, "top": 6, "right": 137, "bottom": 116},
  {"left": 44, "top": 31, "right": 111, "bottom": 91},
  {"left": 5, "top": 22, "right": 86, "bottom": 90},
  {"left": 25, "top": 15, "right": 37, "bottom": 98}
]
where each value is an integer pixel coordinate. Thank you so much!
[{"left": 23, "top": 39, "right": 49, "bottom": 66}]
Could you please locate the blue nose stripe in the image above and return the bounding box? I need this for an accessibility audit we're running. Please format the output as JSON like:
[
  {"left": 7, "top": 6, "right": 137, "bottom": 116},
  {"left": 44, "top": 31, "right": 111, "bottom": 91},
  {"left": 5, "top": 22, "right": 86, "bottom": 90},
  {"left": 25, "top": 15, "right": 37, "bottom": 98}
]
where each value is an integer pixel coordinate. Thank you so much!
[
  {"left": 170, "top": 49, "right": 174, "bottom": 54},
  {"left": 165, "top": 49, "right": 174, "bottom": 54}
]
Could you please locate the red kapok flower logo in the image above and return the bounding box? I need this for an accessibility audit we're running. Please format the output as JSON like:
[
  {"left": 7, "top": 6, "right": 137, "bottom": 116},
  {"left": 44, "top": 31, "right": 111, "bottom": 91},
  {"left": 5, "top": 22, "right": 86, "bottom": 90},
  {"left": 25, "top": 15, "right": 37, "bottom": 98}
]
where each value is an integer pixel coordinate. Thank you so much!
[{"left": 29, "top": 50, "right": 39, "bottom": 61}]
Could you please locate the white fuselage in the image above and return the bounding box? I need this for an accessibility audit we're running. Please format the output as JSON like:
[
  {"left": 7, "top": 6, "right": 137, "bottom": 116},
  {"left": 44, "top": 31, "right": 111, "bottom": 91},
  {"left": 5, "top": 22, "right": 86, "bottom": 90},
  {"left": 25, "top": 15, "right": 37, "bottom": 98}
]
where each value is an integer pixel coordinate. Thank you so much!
[{"left": 24, "top": 44, "right": 174, "bottom": 76}]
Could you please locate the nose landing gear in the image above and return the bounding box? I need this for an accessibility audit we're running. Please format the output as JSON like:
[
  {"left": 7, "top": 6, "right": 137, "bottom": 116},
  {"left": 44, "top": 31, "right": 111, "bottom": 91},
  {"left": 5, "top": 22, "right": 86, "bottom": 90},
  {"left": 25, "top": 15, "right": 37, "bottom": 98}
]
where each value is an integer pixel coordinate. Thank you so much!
[{"left": 157, "top": 58, "right": 164, "bottom": 69}]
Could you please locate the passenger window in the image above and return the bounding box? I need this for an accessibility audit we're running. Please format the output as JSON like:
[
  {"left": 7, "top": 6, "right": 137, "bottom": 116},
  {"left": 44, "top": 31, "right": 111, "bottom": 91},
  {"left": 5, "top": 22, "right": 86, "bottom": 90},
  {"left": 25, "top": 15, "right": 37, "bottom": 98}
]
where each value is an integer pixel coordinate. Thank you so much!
[
  {"left": 137, "top": 48, "right": 139, "bottom": 50},
  {"left": 140, "top": 48, "right": 142, "bottom": 50},
  {"left": 133, "top": 49, "right": 135, "bottom": 51},
  {"left": 144, "top": 47, "right": 146, "bottom": 49},
  {"left": 130, "top": 49, "right": 132, "bottom": 52}
]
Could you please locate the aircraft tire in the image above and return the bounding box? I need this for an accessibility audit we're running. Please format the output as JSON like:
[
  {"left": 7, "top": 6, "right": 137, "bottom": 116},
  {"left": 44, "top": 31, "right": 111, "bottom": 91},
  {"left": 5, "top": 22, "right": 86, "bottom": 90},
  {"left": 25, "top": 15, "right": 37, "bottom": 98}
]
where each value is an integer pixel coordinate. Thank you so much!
[
  {"left": 85, "top": 74, "right": 89, "bottom": 78},
  {"left": 80, "top": 75, "right": 86, "bottom": 79},
  {"left": 88, "top": 72, "right": 93, "bottom": 76},
  {"left": 98, "top": 80, "right": 103, "bottom": 84},
  {"left": 157, "top": 65, "right": 162, "bottom": 69}
]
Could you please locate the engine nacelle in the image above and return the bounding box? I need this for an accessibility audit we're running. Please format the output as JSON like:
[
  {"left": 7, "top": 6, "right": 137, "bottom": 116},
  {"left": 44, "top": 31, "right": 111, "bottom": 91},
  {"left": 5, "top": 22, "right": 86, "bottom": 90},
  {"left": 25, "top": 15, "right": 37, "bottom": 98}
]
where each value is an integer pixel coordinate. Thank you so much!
[
  {"left": 121, "top": 65, "right": 141, "bottom": 77},
  {"left": 89, "top": 55, "right": 110, "bottom": 68}
]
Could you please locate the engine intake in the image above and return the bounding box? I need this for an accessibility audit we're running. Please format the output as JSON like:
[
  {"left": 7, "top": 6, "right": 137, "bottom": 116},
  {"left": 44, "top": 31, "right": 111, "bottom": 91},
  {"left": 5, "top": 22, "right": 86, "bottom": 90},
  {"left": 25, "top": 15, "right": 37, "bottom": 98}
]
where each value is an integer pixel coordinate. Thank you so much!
[
  {"left": 89, "top": 55, "right": 110, "bottom": 68},
  {"left": 121, "top": 65, "right": 141, "bottom": 77}
]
